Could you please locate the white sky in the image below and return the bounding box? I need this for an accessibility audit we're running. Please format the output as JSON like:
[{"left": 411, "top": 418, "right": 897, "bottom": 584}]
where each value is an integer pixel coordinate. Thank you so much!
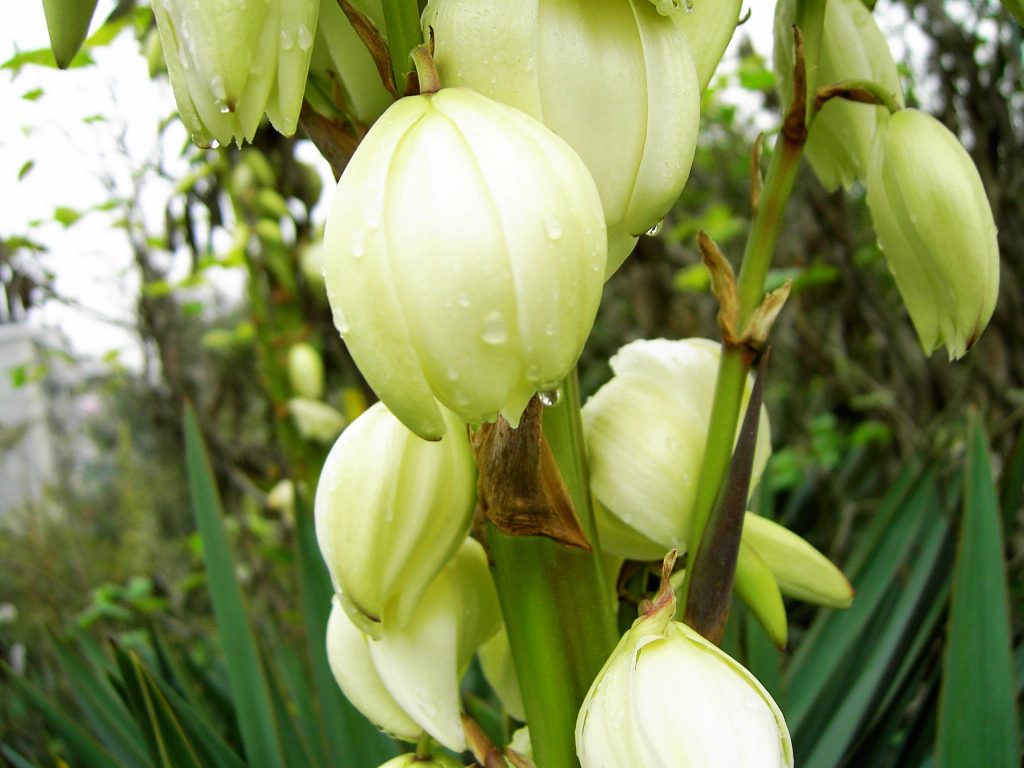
[{"left": 0, "top": 1, "right": 928, "bottom": 369}]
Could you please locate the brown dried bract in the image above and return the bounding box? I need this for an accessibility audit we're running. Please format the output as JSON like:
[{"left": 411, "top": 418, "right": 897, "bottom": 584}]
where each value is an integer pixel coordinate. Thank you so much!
[{"left": 471, "top": 397, "right": 591, "bottom": 551}]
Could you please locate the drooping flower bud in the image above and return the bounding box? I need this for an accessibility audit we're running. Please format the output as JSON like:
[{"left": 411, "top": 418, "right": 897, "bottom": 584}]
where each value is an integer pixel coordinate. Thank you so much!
[
  {"left": 152, "top": 0, "right": 320, "bottom": 146},
  {"left": 371, "top": 538, "right": 502, "bottom": 752},
  {"left": 423, "top": 0, "right": 700, "bottom": 277},
  {"left": 307, "top": 0, "right": 393, "bottom": 124},
  {"left": 671, "top": 0, "right": 743, "bottom": 92},
  {"left": 582, "top": 338, "right": 771, "bottom": 561},
  {"left": 323, "top": 87, "right": 607, "bottom": 440},
  {"left": 774, "top": 0, "right": 903, "bottom": 191},
  {"left": 315, "top": 401, "right": 475, "bottom": 634},
  {"left": 377, "top": 755, "right": 463, "bottom": 768},
  {"left": 42, "top": 0, "right": 99, "bottom": 69},
  {"left": 287, "top": 343, "right": 325, "bottom": 399},
  {"left": 288, "top": 397, "right": 345, "bottom": 444},
  {"left": 326, "top": 599, "right": 422, "bottom": 743},
  {"left": 866, "top": 109, "right": 999, "bottom": 359},
  {"left": 576, "top": 561, "right": 793, "bottom": 766}
]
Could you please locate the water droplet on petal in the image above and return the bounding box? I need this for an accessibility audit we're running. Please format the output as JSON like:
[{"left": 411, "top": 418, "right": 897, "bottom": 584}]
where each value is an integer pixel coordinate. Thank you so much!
[
  {"left": 296, "top": 23, "right": 313, "bottom": 50},
  {"left": 545, "top": 215, "right": 563, "bottom": 241},
  {"left": 481, "top": 311, "right": 508, "bottom": 345},
  {"left": 350, "top": 228, "right": 365, "bottom": 258},
  {"left": 539, "top": 388, "right": 561, "bottom": 407},
  {"left": 332, "top": 306, "right": 349, "bottom": 334},
  {"left": 280, "top": 29, "right": 294, "bottom": 51},
  {"left": 645, "top": 219, "right": 664, "bottom": 237},
  {"left": 458, "top": 294, "right": 471, "bottom": 308}
]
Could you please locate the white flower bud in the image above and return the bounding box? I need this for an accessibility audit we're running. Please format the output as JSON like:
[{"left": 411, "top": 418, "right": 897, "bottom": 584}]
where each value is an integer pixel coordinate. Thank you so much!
[
  {"left": 576, "top": 588, "right": 793, "bottom": 767},
  {"left": 377, "top": 755, "right": 463, "bottom": 768},
  {"left": 152, "top": 0, "right": 320, "bottom": 146},
  {"left": 369, "top": 538, "right": 502, "bottom": 752},
  {"left": 315, "top": 401, "right": 475, "bottom": 634},
  {"left": 287, "top": 343, "right": 325, "bottom": 400},
  {"left": 424, "top": 0, "right": 700, "bottom": 277},
  {"left": 774, "top": 0, "right": 903, "bottom": 191},
  {"left": 288, "top": 397, "right": 346, "bottom": 443},
  {"left": 323, "top": 87, "right": 607, "bottom": 440},
  {"left": 326, "top": 599, "right": 422, "bottom": 743},
  {"left": 866, "top": 109, "right": 1000, "bottom": 359},
  {"left": 582, "top": 338, "right": 771, "bottom": 561},
  {"left": 265, "top": 479, "right": 295, "bottom": 514}
]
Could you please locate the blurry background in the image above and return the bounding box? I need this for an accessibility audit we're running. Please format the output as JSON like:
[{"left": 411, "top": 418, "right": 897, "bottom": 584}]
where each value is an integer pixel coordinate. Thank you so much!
[{"left": 0, "top": 1, "right": 1021, "bottom": 766}]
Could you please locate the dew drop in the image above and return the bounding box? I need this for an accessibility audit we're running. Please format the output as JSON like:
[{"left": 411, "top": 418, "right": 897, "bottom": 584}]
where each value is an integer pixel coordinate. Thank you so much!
[
  {"left": 350, "top": 228, "right": 366, "bottom": 258},
  {"left": 446, "top": 365, "right": 459, "bottom": 381},
  {"left": 481, "top": 311, "right": 508, "bottom": 345},
  {"left": 539, "top": 388, "right": 561, "bottom": 407},
  {"left": 332, "top": 306, "right": 349, "bottom": 334},
  {"left": 526, "top": 365, "right": 540, "bottom": 380},
  {"left": 544, "top": 322, "right": 556, "bottom": 337},
  {"left": 545, "top": 214, "right": 563, "bottom": 240},
  {"left": 296, "top": 23, "right": 313, "bottom": 50},
  {"left": 454, "top": 390, "right": 471, "bottom": 406},
  {"left": 645, "top": 219, "right": 664, "bottom": 237},
  {"left": 280, "top": 28, "right": 294, "bottom": 50},
  {"left": 458, "top": 294, "right": 471, "bottom": 308}
]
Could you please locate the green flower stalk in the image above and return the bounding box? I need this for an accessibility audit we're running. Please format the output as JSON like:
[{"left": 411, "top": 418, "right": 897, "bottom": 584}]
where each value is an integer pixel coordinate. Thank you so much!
[
  {"left": 576, "top": 555, "right": 793, "bottom": 766},
  {"left": 866, "top": 109, "right": 1000, "bottom": 359},
  {"left": 322, "top": 86, "right": 607, "bottom": 440},
  {"left": 315, "top": 401, "right": 475, "bottom": 634},
  {"left": 775, "top": 0, "right": 903, "bottom": 191},
  {"left": 152, "top": 0, "right": 320, "bottom": 146},
  {"left": 424, "top": 0, "right": 700, "bottom": 276}
]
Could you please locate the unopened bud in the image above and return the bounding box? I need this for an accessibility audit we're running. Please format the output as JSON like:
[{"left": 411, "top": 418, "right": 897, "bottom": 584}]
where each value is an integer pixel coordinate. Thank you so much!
[
  {"left": 377, "top": 755, "right": 463, "bottom": 768},
  {"left": 288, "top": 398, "right": 345, "bottom": 444},
  {"left": 315, "top": 402, "right": 475, "bottom": 634},
  {"left": 866, "top": 109, "right": 999, "bottom": 359},
  {"left": 287, "top": 343, "right": 325, "bottom": 400},
  {"left": 323, "top": 87, "right": 607, "bottom": 439}
]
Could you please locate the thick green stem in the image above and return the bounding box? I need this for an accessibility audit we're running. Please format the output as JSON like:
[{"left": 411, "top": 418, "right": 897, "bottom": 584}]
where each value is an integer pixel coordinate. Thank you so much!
[
  {"left": 381, "top": 0, "right": 423, "bottom": 93},
  {"left": 682, "top": 135, "right": 806, "bottom": 613},
  {"left": 488, "top": 370, "right": 618, "bottom": 768}
]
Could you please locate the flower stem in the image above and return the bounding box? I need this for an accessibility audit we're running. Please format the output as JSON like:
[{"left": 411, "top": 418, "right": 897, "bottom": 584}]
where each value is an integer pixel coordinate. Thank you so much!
[
  {"left": 380, "top": 0, "right": 423, "bottom": 93},
  {"left": 488, "top": 369, "right": 617, "bottom": 768}
]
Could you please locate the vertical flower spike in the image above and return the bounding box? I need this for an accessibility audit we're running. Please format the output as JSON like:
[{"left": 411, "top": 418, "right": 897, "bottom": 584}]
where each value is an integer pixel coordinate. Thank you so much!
[
  {"left": 774, "top": 0, "right": 903, "bottom": 191},
  {"left": 152, "top": 0, "right": 320, "bottom": 146},
  {"left": 582, "top": 338, "right": 771, "bottom": 561},
  {"left": 576, "top": 554, "right": 793, "bottom": 766},
  {"left": 424, "top": 0, "right": 700, "bottom": 277},
  {"left": 369, "top": 538, "right": 502, "bottom": 752},
  {"left": 315, "top": 401, "right": 475, "bottom": 635},
  {"left": 866, "top": 109, "right": 1000, "bottom": 359},
  {"left": 322, "top": 87, "right": 607, "bottom": 440}
]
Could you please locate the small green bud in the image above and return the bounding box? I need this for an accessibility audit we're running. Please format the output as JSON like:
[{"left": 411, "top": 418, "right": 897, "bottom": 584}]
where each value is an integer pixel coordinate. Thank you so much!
[
  {"left": 576, "top": 578, "right": 793, "bottom": 766},
  {"left": 315, "top": 402, "right": 475, "bottom": 633},
  {"left": 424, "top": 0, "right": 700, "bottom": 277},
  {"left": 866, "top": 109, "right": 1000, "bottom": 359},
  {"left": 287, "top": 397, "right": 345, "bottom": 443},
  {"left": 151, "top": 0, "right": 320, "bottom": 146},
  {"left": 287, "top": 342, "right": 325, "bottom": 400},
  {"left": 42, "top": 0, "right": 99, "bottom": 69},
  {"left": 774, "top": 0, "right": 903, "bottom": 191},
  {"left": 582, "top": 338, "right": 771, "bottom": 561},
  {"left": 323, "top": 87, "right": 607, "bottom": 440}
]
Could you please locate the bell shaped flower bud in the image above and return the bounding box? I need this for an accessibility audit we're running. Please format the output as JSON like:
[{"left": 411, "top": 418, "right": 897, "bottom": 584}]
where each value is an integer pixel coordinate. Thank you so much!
[
  {"left": 326, "top": 599, "right": 422, "bottom": 743},
  {"left": 323, "top": 87, "right": 607, "bottom": 440},
  {"left": 378, "top": 755, "right": 463, "bottom": 768},
  {"left": 307, "top": 0, "right": 394, "bottom": 124},
  {"left": 866, "top": 109, "right": 999, "bottom": 359},
  {"left": 576, "top": 561, "right": 793, "bottom": 766},
  {"left": 671, "top": 0, "right": 743, "bottom": 92},
  {"left": 152, "top": 0, "right": 320, "bottom": 146},
  {"left": 424, "top": 0, "right": 700, "bottom": 277},
  {"left": 315, "top": 401, "right": 475, "bottom": 634},
  {"left": 373, "top": 538, "right": 502, "bottom": 752},
  {"left": 582, "top": 338, "right": 771, "bottom": 561},
  {"left": 287, "top": 397, "right": 346, "bottom": 443},
  {"left": 774, "top": 0, "right": 903, "bottom": 191},
  {"left": 287, "top": 343, "right": 325, "bottom": 400}
]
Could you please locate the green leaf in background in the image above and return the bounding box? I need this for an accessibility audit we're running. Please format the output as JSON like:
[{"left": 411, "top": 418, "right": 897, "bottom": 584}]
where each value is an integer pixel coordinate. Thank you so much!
[
  {"left": 935, "top": 416, "right": 1020, "bottom": 767},
  {"left": 184, "top": 403, "right": 287, "bottom": 768}
]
